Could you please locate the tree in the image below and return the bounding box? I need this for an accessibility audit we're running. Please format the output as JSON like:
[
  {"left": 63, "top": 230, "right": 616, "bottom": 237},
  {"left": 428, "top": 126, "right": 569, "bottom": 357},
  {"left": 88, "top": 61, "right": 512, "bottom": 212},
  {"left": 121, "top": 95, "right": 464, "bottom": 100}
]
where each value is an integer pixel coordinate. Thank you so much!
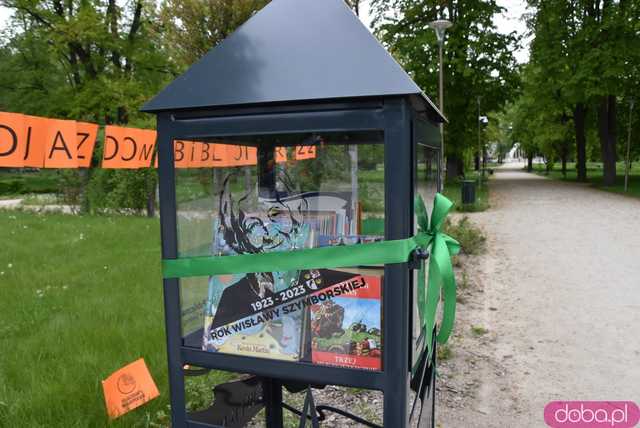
[
  {"left": 485, "top": 111, "right": 514, "bottom": 164},
  {"left": 370, "top": 0, "right": 520, "bottom": 179},
  {"left": 0, "top": 0, "right": 172, "bottom": 215},
  {"left": 159, "top": 0, "right": 269, "bottom": 70},
  {"left": 526, "top": 0, "right": 640, "bottom": 185}
]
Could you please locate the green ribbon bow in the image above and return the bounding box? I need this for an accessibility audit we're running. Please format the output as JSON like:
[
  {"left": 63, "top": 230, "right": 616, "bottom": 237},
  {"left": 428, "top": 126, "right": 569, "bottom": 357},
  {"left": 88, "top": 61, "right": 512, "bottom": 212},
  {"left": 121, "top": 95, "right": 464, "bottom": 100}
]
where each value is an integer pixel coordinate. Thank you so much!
[
  {"left": 413, "top": 193, "right": 460, "bottom": 363},
  {"left": 162, "top": 193, "right": 459, "bottom": 360}
]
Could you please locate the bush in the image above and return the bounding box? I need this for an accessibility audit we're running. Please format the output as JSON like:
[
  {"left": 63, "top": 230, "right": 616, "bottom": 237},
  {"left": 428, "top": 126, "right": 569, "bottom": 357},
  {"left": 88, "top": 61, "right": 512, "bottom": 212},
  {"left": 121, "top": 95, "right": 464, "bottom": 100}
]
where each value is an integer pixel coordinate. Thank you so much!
[
  {"left": 56, "top": 170, "right": 84, "bottom": 208},
  {"left": 443, "top": 216, "right": 486, "bottom": 255},
  {"left": 0, "top": 179, "right": 23, "bottom": 194},
  {"left": 87, "top": 168, "right": 156, "bottom": 215}
]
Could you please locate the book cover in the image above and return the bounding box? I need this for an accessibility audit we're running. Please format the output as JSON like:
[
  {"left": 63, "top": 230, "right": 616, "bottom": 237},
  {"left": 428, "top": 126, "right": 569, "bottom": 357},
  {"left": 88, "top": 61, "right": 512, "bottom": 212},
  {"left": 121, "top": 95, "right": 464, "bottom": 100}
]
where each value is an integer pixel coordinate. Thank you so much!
[{"left": 310, "top": 274, "right": 382, "bottom": 371}]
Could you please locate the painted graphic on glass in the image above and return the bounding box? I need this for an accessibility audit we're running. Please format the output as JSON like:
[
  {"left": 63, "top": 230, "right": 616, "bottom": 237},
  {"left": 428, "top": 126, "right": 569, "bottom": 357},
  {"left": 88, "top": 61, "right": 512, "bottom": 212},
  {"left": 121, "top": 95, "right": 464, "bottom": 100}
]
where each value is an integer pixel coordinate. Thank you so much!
[{"left": 174, "top": 132, "right": 384, "bottom": 369}]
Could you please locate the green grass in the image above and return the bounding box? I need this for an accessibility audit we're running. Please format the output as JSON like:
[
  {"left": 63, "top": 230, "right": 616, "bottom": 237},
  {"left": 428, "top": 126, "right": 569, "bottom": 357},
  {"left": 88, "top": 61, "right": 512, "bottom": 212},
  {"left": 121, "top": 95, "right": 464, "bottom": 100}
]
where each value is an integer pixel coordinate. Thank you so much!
[
  {"left": 0, "top": 210, "right": 227, "bottom": 427},
  {"left": 436, "top": 344, "right": 453, "bottom": 361},
  {"left": 442, "top": 171, "right": 490, "bottom": 212},
  {"left": 470, "top": 325, "right": 488, "bottom": 336},
  {"left": 532, "top": 161, "right": 640, "bottom": 199}
]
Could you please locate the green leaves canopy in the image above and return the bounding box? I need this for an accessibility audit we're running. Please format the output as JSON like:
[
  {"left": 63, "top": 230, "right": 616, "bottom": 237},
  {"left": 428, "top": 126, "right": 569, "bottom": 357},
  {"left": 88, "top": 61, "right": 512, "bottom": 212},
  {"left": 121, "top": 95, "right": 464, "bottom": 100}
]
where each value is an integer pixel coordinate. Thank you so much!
[{"left": 370, "top": 0, "right": 521, "bottom": 168}]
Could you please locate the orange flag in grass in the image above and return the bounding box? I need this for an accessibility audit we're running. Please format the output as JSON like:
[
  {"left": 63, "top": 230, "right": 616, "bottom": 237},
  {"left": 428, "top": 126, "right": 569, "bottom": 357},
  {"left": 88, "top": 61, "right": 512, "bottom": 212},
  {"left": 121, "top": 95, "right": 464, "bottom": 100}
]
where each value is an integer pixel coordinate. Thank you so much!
[{"left": 101, "top": 358, "right": 160, "bottom": 419}]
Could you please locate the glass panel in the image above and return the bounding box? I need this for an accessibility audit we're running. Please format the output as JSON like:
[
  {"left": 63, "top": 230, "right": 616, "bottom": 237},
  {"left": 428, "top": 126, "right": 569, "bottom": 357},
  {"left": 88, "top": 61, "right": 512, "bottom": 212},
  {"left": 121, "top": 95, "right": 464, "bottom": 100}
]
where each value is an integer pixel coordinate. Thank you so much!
[{"left": 173, "top": 132, "right": 385, "bottom": 370}]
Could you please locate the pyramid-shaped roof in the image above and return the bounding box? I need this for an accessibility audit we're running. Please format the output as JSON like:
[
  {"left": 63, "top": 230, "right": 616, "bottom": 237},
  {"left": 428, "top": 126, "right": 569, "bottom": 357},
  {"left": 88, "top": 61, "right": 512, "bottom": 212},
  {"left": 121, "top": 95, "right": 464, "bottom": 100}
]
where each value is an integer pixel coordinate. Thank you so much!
[{"left": 142, "top": 0, "right": 442, "bottom": 119}]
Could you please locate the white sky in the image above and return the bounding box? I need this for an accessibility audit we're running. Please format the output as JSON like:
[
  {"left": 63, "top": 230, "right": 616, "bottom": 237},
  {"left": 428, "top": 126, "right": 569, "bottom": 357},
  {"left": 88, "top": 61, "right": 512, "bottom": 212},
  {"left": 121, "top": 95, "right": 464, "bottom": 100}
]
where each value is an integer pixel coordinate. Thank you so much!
[{"left": 0, "top": 0, "right": 531, "bottom": 63}]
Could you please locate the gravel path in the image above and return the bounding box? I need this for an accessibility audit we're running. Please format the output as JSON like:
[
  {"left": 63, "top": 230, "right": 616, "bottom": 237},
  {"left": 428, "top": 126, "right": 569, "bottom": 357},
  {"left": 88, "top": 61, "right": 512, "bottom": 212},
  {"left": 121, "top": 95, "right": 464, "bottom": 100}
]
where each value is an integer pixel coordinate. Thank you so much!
[{"left": 439, "top": 164, "right": 640, "bottom": 427}]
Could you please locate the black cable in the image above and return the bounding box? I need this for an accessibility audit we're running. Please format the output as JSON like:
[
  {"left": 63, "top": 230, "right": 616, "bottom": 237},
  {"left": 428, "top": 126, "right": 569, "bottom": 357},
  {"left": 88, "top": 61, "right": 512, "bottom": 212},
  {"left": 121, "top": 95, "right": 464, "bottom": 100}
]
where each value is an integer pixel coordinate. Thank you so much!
[
  {"left": 316, "top": 405, "right": 382, "bottom": 428},
  {"left": 283, "top": 401, "right": 382, "bottom": 428}
]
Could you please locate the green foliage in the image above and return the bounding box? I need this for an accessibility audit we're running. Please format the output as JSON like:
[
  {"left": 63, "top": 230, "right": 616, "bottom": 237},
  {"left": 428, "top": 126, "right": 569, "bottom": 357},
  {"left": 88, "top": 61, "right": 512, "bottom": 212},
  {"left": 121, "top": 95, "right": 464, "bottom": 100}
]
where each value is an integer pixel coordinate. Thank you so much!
[
  {"left": 0, "top": 0, "right": 172, "bottom": 123},
  {"left": 159, "top": 0, "right": 269, "bottom": 70},
  {"left": 443, "top": 215, "right": 486, "bottom": 255},
  {"left": 0, "top": 171, "right": 60, "bottom": 196},
  {"left": 87, "top": 168, "right": 157, "bottom": 214},
  {"left": 370, "top": 0, "right": 521, "bottom": 173},
  {"left": 511, "top": 1, "right": 640, "bottom": 179},
  {"left": 0, "top": 0, "right": 172, "bottom": 214},
  {"left": 485, "top": 110, "right": 515, "bottom": 163}
]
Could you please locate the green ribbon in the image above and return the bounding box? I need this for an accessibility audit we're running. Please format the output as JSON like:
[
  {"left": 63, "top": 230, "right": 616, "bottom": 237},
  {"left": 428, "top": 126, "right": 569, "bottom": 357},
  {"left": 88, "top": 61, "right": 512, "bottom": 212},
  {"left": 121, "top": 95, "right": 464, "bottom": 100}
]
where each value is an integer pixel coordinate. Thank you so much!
[
  {"left": 415, "top": 193, "right": 460, "bottom": 363},
  {"left": 163, "top": 193, "right": 459, "bottom": 359}
]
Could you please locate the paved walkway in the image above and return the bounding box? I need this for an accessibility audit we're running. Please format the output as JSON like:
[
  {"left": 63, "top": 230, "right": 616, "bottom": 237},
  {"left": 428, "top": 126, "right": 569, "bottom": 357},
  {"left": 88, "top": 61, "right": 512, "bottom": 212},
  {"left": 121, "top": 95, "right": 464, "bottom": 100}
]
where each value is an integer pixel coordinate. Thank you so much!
[
  {"left": 453, "top": 164, "right": 640, "bottom": 426},
  {"left": 0, "top": 199, "right": 22, "bottom": 208}
]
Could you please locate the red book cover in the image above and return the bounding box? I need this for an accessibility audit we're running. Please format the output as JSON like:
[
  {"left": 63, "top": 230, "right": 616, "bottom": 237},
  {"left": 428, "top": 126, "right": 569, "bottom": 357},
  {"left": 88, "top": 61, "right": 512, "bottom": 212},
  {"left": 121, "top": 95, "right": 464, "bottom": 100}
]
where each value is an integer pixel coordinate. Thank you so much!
[{"left": 310, "top": 274, "right": 382, "bottom": 371}]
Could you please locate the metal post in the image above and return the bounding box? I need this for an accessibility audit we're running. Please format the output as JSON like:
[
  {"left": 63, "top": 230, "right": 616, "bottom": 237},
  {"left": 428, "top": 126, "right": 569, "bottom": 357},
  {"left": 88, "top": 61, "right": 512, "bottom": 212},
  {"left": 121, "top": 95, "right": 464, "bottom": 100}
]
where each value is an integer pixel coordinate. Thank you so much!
[
  {"left": 477, "top": 96, "right": 482, "bottom": 187},
  {"left": 157, "top": 115, "right": 188, "bottom": 427},
  {"left": 625, "top": 99, "right": 634, "bottom": 192},
  {"left": 349, "top": 144, "right": 359, "bottom": 233},
  {"left": 438, "top": 40, "right": 445, "bottom": 191},
  {"left": 264, "top": 378, "right": 283, "bottom": 428},
  {"left": 383, "top": 99, "right": 411, "bottom": 427}
]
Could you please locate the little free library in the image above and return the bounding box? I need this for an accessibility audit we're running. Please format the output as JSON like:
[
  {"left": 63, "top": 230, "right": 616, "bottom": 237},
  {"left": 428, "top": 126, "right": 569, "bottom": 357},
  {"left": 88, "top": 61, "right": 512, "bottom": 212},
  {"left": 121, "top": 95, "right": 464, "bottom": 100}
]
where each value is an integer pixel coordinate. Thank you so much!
[{"left": 142, "top": 0, "right": 458, "bottom": 426}]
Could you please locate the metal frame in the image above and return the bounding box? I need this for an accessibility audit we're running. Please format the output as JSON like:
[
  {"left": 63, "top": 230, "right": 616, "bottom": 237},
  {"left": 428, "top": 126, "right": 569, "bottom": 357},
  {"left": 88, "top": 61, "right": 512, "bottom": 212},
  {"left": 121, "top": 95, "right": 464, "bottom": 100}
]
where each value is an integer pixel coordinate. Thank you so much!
[{"left": 156, "top": 97, "right": 439, "bottom": 427}]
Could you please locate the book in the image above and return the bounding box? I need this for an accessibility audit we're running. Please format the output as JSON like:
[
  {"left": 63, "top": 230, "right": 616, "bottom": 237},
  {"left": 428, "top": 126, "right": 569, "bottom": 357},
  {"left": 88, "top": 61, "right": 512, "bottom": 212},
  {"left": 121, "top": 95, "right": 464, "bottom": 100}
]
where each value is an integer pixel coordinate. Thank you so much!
[
  {"left": 202, "top": 269, "right": 372, "bottom": 362},
  {"left": 310, "top": 274, "right": 382, "bottom": 371}
]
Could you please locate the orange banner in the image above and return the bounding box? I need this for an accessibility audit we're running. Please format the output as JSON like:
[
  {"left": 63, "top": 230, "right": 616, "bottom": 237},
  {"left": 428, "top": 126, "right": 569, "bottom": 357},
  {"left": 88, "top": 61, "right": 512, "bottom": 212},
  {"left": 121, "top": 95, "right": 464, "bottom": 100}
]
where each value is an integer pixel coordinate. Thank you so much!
[
  {"left": 102, "top": 125, "right": 157, "bottom": 169},
  {"left": 23, "top": 116, "right": 49, "bottom": 168},
  {"left": 76, "top": 122, "right": 99, "bottom": 168},
  {"left": 0, "top": 112, "right": 26, "bottom": 167},
  {"left": 0, "top": 111, "right": 319, "bottom": 169},
  {"left": 275, "top": 147, "right": 287, "bottom": 163},
  {"left": 173, "top": 140, "right": 191, "bottom": 168},
  {"left": 174, "top": 141, "right": 263, "bottom": 168},
  {"left": 226, "top": 144, "right": 257, "bottom": 166},
  {"left": 44, "top": 119, "right": 77, "bottom": 168},
  {"left": 295, "top": 145, "right": 317, "bottom": 160},
  {"left": 101, "top": 358, "right": 160, "bottom": 420}
]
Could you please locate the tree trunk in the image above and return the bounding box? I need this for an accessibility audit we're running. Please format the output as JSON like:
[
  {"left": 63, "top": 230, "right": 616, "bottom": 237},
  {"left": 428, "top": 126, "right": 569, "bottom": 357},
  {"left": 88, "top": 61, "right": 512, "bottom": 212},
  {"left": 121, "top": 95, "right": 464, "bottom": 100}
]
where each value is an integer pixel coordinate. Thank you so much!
[
  {"left": 527, "top": 154, "right": 533, "bottom": 172},
  {"left": 146, "top": 190, "right": 155, "bottom": 217},
  {"left": 145, "top": 172, "right": 156, "bottom": 218},
  {"left": 446, "top": 154, "right": 464, "bottom": 180},
  {"left": 79, "top": 168, "right": 91, "bottom": 214},
  {"left": 574, "top": 103, "right": 587, "bottom": 181},
  {"left": 474, "top": 152, "right": 480, "bottom": 171},
  {"left": 598, "top": 95, "right": 617, "bottom": 186},
  {"left": 561, "top": 151, "right": 567, "bottom": 177}
]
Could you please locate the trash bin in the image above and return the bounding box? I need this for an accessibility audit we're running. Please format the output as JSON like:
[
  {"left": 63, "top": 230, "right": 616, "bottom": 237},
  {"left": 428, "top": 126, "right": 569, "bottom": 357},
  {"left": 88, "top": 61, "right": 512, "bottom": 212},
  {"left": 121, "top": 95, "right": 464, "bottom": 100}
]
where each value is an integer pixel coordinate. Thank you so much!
[{"left": 461, "top": 180, "right": 476, "bottom": 205}]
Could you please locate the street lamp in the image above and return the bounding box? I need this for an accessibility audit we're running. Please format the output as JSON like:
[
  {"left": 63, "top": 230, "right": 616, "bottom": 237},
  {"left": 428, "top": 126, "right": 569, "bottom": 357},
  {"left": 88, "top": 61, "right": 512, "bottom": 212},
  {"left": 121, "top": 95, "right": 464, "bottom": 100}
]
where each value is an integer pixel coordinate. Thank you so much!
[{"left": 429, "top": 19, "right": 452, "bottom": 191}]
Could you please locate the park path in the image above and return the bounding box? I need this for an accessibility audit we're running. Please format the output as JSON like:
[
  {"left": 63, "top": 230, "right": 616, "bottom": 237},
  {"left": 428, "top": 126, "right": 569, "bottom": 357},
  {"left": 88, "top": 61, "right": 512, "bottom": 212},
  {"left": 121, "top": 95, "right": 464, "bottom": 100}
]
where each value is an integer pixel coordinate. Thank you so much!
[{"left": 439, "top": 163, "right": 640, "bottom": 427}]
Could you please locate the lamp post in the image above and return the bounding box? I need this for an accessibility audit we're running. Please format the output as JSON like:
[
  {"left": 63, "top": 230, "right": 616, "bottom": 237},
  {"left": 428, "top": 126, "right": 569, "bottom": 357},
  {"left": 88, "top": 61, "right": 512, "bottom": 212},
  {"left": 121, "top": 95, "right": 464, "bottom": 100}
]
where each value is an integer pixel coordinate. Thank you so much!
[
  {"left": 429, "top": 19, "right": 452, "bottom": 191},
  {"left": 477, "top": 96, "right": 481, "bottom": 176}
]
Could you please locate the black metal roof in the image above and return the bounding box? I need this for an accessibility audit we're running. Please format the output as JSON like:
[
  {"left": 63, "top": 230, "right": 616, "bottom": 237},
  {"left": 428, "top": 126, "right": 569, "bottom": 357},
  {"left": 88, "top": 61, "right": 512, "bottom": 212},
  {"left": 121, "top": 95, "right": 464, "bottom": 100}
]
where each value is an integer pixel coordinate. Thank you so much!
[{"left": 142, "top": 0, "right": 444, "bottom": 121}]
